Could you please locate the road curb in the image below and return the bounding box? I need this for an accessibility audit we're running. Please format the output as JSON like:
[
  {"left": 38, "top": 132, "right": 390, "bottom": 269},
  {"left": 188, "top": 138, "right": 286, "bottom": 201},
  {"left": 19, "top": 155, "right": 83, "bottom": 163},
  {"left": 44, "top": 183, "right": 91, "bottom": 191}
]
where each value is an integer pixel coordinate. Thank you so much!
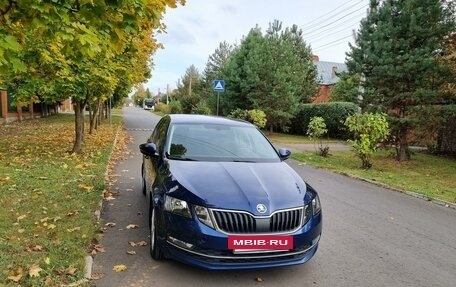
[
  {"left": 84, "top": 123, "right": 123, "bottom": 281},
  {"left": 298, "top": 161, "right": 456, "bottom": 210}
]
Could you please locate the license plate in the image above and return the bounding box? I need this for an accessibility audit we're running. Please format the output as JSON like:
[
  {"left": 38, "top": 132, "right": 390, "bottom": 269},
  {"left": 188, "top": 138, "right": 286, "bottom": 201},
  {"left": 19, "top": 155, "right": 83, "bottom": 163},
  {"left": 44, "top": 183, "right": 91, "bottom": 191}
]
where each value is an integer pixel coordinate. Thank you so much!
[{"left": 228, "top": 235, "right": 293, "bottom": 250}]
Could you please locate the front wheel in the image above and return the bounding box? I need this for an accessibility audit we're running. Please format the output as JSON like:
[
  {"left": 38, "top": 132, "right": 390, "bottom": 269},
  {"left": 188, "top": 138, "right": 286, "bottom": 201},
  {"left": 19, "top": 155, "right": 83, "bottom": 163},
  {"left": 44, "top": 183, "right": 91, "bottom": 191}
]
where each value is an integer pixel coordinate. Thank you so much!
[{"left": 150, "top": 208, "right": 163, "bottom": 260}]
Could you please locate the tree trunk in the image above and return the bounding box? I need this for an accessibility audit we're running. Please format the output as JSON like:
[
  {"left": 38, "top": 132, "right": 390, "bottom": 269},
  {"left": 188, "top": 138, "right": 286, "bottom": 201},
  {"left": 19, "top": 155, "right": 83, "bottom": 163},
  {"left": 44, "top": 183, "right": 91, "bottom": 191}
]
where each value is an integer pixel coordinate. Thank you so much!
[
  {"left": 72, "top": 101, "right": 86, "bottom": 154},
  {"left": 89, "top": 100, "right": 101, "bottom": 134},
  {"left": 396, "top": 128, "right": 410, "bottom": 161}
]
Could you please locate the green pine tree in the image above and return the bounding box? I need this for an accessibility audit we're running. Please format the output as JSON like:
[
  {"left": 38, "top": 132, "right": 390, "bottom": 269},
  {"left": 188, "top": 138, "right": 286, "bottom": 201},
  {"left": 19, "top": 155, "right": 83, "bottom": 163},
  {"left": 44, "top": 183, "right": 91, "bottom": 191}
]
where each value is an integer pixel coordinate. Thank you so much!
[{"left": 346, "top": 0, "right": 455, "bottom": 161}]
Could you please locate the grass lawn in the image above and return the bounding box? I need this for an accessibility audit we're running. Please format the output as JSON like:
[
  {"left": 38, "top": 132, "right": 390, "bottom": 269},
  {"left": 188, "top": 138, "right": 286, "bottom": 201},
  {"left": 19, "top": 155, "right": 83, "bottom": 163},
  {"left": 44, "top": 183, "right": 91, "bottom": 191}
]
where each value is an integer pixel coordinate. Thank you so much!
[
  {"left": 292, "top": 149, "right": 456, "bottom": 204},
  {"left": 265, "top": 132, "right": 343, "bottom": 144},
  {"left": 0, "top": 113, "right": 123, "bottom": 286}
]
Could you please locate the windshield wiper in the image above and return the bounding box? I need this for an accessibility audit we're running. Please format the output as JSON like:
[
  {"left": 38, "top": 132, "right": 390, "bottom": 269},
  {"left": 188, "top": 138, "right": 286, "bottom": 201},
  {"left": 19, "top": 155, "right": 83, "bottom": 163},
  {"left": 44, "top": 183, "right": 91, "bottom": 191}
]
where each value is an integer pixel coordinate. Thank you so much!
[
  {"left": 232, "top": 159, "right": 256, "bottom": 163},
  {"left": 167, "top": 155, "right": 198, "bottom": 161}
]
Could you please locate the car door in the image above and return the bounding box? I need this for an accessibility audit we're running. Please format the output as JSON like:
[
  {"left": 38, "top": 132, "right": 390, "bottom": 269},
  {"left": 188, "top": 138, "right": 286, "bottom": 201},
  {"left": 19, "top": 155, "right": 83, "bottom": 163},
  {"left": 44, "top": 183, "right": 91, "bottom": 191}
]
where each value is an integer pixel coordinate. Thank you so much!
[{"left": 144, "top": 116, "right": 170, "bottom": 200}]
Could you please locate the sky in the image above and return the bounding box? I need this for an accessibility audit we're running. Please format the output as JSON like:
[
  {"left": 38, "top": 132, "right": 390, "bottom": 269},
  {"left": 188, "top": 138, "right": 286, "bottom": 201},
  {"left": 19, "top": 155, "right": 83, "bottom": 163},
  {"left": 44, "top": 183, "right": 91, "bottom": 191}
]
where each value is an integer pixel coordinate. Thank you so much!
[{"left": 145, "top": 0, "right": 369, "bottom": 94}]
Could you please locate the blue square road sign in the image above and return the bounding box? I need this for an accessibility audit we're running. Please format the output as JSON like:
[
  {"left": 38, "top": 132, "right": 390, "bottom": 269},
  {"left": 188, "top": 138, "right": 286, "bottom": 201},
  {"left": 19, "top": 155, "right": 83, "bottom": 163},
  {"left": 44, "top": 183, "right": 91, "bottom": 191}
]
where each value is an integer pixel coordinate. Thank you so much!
[{"left": 213, "top": 80, "right": 225, "bottom": 92}]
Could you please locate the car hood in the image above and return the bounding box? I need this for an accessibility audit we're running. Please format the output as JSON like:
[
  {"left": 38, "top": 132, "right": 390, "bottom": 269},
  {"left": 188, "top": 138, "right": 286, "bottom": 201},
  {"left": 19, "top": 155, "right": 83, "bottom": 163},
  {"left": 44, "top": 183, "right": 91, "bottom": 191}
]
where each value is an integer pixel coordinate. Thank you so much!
[{"left": 165, "top": 161, "right": 310, "bottom": 216}]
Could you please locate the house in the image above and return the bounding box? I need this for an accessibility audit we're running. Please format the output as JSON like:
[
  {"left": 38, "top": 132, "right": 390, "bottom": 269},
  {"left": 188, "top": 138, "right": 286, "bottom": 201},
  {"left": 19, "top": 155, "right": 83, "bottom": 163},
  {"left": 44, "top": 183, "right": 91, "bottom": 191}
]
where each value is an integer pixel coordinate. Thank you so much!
[
  {"left": 312, "top": 55, "right": 347, "bottom": 102},
  {"left": 0, "top": 87, "right": 61, "bottom": 124}
]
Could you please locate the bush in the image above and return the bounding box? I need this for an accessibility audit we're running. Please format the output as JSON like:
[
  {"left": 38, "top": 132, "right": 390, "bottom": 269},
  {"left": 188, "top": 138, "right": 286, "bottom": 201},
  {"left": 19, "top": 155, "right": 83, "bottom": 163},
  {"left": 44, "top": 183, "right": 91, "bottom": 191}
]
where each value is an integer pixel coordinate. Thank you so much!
[
  {"left": 228, "top": 109, "right": 267, "bottom": 128},
  {"left": 191, "top": 101, "right": 212, "bottom": 115},
  {"left": 307, "top": 116, "right": 329, "bottom": 157},
  {"left": 169, "top": 100, "right": 183, "bottom": 114},
  {"left": 290, "top": 102, "right": 359, "bottom": 139},
  {"left": 344, "top": 112, "right": 390, "bottom": 169},
  {"left": 154, "top": 102, "right": 170, "bottom": 114}
]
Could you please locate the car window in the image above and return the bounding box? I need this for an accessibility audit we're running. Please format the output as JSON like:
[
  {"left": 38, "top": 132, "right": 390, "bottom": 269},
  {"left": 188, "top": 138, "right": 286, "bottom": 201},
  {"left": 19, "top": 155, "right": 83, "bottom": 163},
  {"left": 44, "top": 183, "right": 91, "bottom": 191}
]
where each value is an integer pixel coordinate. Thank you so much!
[
  {"left": 166, "top": 123, "right": 280, "bottom": 163},
  {"left": 150, "top": 116, "right": 170, "bottom": 153}
]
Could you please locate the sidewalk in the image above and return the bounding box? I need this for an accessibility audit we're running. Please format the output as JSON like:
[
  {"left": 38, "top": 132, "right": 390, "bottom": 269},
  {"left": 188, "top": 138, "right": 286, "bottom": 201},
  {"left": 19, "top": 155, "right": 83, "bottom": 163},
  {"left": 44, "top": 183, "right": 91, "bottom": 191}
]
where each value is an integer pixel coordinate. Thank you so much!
[{"left": 272, "top": 142, "right": 351, "bottom": 152}]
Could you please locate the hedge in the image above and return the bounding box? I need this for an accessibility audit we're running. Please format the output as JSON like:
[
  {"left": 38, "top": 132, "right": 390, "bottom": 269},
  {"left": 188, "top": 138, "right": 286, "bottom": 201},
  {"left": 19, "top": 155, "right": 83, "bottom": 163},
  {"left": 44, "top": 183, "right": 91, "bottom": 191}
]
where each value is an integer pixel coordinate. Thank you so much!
[{"left": 290, "top": 102, "right": 359, "bottom": 139}]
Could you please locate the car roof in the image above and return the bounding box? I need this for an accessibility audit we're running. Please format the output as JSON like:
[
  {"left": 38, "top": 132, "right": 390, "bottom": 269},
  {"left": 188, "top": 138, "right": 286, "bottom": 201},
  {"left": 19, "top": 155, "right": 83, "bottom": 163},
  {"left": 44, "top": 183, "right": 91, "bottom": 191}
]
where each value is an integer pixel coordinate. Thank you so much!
[{"left": 168, "top": 114, "right": 253, "bottom": 127}]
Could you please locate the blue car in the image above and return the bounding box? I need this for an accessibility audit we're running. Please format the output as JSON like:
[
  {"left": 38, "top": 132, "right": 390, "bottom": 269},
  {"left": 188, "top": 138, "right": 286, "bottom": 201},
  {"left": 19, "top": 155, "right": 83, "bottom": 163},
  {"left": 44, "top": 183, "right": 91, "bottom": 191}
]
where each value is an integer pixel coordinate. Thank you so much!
[{"left": 139, "top": 114, "right": 322, "bottom": 269}]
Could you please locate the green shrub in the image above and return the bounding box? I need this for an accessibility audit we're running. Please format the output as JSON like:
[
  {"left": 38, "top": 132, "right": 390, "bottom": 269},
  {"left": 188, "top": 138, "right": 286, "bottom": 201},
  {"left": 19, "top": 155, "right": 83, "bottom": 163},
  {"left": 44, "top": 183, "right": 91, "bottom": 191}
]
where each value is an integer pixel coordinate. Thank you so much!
[
  {"left": 191, "top": 101, "right": 212, "bottom": 115},
  {"left": 169, "top": 100, "right": 183, "bottom": 114},
  {"left": 344, "top": 112, "right": 390, "bottom": 169},
  {"left": 290, "top": 102, "right": 359, "bottom": 138},
  {"left": 229, "top": 108, "right": 267, "bottom": 128},
  {"left": 154, "top": 102, "right": 170, "bottom": 114},
  {"left": 307, "top": 116, "right": 329, "bottom": 157}
]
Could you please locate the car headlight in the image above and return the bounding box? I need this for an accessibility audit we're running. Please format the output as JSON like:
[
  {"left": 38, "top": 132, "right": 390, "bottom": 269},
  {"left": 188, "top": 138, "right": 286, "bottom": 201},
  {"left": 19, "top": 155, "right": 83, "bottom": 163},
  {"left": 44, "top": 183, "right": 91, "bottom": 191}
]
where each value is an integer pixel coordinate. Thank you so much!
[
  {"left": 164, "top": 196, "right": 191, "bottom": 218},
  {"left": 312, "top": 195, "right": 321, "bottom": 215},
  {"left": 194, "top": 205, "right": 214, "bottom": 228}
]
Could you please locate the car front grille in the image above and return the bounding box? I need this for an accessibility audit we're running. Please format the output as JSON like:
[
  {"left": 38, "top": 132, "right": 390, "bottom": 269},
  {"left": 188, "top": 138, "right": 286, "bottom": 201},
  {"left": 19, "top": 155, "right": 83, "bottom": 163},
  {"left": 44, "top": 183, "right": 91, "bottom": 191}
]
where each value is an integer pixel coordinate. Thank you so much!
[{"left": 211, "top": 207, "right": 307, "bottom": 234}]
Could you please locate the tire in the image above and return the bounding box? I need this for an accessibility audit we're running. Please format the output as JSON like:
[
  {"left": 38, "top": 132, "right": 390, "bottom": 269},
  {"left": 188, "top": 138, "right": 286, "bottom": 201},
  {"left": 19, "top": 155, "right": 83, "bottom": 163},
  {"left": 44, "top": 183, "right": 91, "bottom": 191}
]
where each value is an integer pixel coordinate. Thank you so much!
[{"left": 150, "top": 208, "right": 163, "bottom": 260}]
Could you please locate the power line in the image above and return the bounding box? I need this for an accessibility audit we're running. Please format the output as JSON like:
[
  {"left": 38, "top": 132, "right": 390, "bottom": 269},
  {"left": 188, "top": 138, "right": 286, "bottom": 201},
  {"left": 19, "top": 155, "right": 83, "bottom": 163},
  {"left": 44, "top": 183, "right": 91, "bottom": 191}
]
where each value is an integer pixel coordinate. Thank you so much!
[
  {"left": 302, "top": 3, "right": 368, "bottom": 35},
  {"left": 299, "top": 0, "right": 364, "bottom": 29},
  {"left": 312, "top": 34, "right": 353, "bottom": 50},
  {"left": 304, "top": 12, "right": 366, "bottom": 42}
]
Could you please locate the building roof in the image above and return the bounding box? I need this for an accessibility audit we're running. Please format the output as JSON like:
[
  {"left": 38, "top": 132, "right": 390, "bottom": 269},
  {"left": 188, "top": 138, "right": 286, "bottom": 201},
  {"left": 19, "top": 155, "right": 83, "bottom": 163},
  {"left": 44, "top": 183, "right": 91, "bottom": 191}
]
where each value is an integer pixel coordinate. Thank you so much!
[{"left": 314, "top": 61, "right": 347, "bottom": 85}]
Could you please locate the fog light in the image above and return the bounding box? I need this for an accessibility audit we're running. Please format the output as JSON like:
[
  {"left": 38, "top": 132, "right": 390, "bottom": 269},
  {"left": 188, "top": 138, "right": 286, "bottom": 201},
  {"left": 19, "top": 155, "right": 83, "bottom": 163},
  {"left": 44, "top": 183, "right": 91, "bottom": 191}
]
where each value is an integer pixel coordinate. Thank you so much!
[
  {"left": 312, "top": 235, "right": 321, "bottom": 245},
  {"left": 168, "top": 236, "right": 194, "bottom": 250}
]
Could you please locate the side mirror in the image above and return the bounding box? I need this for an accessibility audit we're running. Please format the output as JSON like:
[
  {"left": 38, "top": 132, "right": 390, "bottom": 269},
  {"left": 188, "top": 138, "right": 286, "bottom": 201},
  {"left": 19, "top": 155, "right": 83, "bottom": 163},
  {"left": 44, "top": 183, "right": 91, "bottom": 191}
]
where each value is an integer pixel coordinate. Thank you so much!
[
  {"left": 278, "top": 148, "right": 291, "bottom": 160},
  {"left": 139, "top": 143, "right": 158, "bottom": 157}
]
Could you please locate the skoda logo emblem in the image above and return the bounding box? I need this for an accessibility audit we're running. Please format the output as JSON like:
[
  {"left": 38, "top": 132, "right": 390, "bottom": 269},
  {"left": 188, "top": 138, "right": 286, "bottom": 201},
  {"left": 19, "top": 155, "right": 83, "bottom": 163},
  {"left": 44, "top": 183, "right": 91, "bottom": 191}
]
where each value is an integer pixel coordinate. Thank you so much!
[{"left": 256, "top": 204, "right": 267, "bottom": 214}]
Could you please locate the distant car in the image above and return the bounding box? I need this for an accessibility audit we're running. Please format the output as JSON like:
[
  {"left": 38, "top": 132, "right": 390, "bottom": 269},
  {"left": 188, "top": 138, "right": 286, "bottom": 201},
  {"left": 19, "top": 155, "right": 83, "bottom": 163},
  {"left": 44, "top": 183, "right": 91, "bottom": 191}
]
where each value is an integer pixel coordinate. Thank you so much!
[
  {"left": 144, "top": 99, "right": 154, "bottom": 110},
  {"left": 139, "top": 114, "right": 322, "bottom": 269}
]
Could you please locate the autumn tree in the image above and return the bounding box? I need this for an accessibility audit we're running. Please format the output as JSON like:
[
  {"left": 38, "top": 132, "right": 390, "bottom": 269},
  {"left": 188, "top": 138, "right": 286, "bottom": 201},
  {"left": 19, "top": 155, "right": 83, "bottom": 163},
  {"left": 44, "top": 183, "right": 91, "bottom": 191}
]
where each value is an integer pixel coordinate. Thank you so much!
[
  {"left": 0, "top": 0, "right": 185, "bottom": 153},
  {"left": 346, "top": 0, "right": 455, "bottom": 161}
]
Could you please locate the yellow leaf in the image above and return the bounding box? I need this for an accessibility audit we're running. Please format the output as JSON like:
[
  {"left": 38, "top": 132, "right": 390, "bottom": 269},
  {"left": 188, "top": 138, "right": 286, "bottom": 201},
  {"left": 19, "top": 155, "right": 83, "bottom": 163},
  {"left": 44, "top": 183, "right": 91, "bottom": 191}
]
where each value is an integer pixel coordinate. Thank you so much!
[
  {"left": 126, "top": 250, "right": 136, "bottom": 255},
  {"left": 47, "top": 224, "right": 56, "bottom": 230},
  {"left": 137, "top": 241, "right": 148, "bottom": 246},
  {"left": 29, "top": 264, "right": 42, "bottom": 277},
  {"left": 8, "top": 274, "right": 22, "bottom": 282},
  {"left": 113, "top": 264, "right": 127, "bottom": 272},
  {"left": 126, "top": 224, "right": 139, "bottom": 229},
  {"left": 66, "top": 266, "right": 77, "bottom": 275},
  {"left": 17, "top": 214, "right": 27, "bottom": 221},
  {"left": 44, "top": 257, "right": 51, "bottom": 265}
]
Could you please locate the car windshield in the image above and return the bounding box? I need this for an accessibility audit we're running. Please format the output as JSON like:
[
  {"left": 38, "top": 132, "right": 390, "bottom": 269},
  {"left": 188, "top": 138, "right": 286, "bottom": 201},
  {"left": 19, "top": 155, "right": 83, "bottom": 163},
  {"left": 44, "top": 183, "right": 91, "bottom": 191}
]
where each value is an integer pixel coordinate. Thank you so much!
[{"left": 165, "top": 123, "right": 280, "bottom": 163}]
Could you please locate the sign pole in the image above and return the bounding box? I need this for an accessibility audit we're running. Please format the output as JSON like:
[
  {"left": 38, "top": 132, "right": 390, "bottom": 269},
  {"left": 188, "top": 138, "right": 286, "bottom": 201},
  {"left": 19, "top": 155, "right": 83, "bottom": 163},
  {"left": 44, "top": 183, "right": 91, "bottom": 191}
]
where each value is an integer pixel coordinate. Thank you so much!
[{"left": 217, "top": 91, "right": 220, "bottom": 116}]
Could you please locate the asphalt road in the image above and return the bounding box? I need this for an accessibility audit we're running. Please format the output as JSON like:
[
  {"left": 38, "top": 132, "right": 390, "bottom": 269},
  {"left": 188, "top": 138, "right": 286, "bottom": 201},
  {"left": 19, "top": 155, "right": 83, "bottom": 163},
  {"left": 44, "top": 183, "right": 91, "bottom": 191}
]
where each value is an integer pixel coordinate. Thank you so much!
[{"left": 92, "top": 107, "right": 456, "bottom": 287}]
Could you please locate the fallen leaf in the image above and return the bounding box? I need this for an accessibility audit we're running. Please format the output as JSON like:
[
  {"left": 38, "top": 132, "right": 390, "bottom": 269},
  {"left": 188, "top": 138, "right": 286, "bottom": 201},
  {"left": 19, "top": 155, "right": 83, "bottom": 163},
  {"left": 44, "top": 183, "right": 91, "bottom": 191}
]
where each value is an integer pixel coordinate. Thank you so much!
[
  {"left": 66, "top": 266, "right": 77, "bottom": 275},
  {"left": 91, "top": 273, "right": 104, "bottom": 280},
  {"left": 105, "top": 222, "right": 116, "bottom": 227},
  {"left": 17, "top": 215, "right": 27, "bottom": 221},
  {"left": 137, "top": 241, "right": 148, "bottom": 246},
  {"left": 126, "top": 250, "right": 136, "bottom": 255},
  {"left": 67, "top": 227, "right": 81, "bottom": 232},
  {"left": 44, "top": 257, "right": 51, "bottom": 265},
  {"left": 255, "top": 277, "right": 264, "bottom": 282},
  {"left": 29, "top": 264, "right": 42, "bottom": 277},
  {"left": 113, "top": 264, "right": 127, "bottom": 272},
  {"left": 8, "top": 274, "right": 22, "bottom": 282},
  {"left": 128, "top": 241, "right": 137, "bottom": 247},
  {"left": 44, "top": 277, "right": 52, "bottom": 286},
  {"left": 32, "top": 245, "right": 43, "bottom": 251},
  {"left": 126, "top": 224, "right": 139, "bottom": 229}
]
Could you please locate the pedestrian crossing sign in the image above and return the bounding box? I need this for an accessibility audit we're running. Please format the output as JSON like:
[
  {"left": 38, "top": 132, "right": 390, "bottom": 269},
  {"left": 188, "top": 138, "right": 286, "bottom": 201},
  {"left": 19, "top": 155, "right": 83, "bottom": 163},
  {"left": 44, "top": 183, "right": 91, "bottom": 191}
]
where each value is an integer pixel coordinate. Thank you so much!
[{"left": 213, "top": 80, "right": 225, "bottom": 92}]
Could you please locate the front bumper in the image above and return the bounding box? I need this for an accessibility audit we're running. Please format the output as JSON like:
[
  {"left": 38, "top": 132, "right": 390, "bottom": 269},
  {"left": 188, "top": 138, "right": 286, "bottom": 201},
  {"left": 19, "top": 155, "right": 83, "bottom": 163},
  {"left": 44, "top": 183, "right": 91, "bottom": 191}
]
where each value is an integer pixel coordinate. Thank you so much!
[{"left": 157, "top": 210, "right": 322, "bottom": 270}]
